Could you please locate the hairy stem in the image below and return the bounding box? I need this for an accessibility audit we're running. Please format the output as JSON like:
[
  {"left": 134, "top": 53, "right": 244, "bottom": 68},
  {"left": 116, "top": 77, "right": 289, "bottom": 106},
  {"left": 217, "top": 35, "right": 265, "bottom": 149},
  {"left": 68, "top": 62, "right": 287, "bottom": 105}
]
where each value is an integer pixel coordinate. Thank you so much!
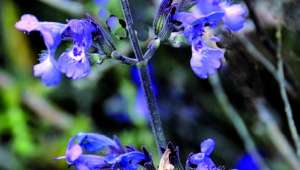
[{"left": 120, "top": 0, "right": 167, "bottom": 152}]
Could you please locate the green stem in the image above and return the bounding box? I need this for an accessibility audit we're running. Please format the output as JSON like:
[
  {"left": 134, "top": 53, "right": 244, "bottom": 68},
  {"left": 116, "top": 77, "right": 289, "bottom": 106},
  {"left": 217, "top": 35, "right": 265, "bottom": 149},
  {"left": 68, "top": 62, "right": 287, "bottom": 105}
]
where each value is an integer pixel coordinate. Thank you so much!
[
  {"left": 255, "top": 99, "right": 300, "bottom": 169},
  {"left": 276, "top": 26, "right": 300, "bottom": 158},
  {"left": 209, "top": 74, "right": 270, "bottom": 170}
]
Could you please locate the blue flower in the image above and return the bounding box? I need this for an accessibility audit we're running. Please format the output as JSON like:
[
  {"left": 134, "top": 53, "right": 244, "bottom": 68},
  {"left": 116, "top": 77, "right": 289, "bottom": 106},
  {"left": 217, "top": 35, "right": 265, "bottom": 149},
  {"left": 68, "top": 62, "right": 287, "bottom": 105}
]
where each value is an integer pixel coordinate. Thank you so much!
[
  {"left": 221, "top": 3, "right": 248, "bottom": 32},
  {"left": 66, "top": 133, "right": 122, "bottom": 158},
  {"left": 57, "top": 44, "right": 91, "bottom": 80},
  {"left": 57, "top": 19, "right": 97, "bottom": 80},
  {"left": 73, "top": 155, "right": 108, "bottom": 170},
  {"left": 173, "top": 11, "right": 225, "bottom": 79},
  {"left": 58, "top": 133, "right": 153, "bottom": 170},
  {"left": 171, "top": 0, "right": 246, "bottom": 79},
  {"left": 197, "top": 0, "right": 248, "bottom": 32},
  {"left": 16, "top": 15, "right": 100, "bottom": 86},
  {"left": 235, "top": 154, "right": 260, "bottom": 170},
  {"left": 110, "top": 151, "right": 147, "bottom": 170},
  {"left": 15, "top": 14, "right": 65, "bottom": 86},
  {"left": 190, "top": 45, "right": 224, "bottom": 79},
  {"left": 174, "top": 12, "right": 224, "bottom": 50},
  {"left": 187, "top": 138, "right": 220, "bottom": 170}
]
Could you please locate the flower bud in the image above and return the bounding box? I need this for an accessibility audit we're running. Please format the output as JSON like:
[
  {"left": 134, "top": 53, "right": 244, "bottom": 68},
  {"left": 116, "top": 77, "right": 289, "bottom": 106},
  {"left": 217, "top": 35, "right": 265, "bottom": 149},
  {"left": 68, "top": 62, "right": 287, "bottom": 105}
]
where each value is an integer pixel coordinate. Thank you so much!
[
  {"left": 153, "top": 0, "right": 176, "bottom": 40},
  {"left": 90, "top": 18, "right": 116, "bottom": 57}
]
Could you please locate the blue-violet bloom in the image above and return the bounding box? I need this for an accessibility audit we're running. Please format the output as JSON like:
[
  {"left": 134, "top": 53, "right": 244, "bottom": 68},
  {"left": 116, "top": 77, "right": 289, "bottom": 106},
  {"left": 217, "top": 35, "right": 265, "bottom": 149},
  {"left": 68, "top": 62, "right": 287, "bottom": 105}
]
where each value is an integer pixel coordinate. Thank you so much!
[
  {"left": 197, "top": 0, "right": 248, "bottom": 31},
  {"left": 58, "top": 132, "right": 153, "bottom": 170},
  {"left": 16, "top": 14, "right": 98, "bottom": 86},
  {"left": 187, "top": 138, "right": 220, "bottom": 170},
  {"left": 15, "top": 14, "right": 65, "bottom": 86},
  {"left": 172, "top": 0, "right": 247, "bottom": 79}
]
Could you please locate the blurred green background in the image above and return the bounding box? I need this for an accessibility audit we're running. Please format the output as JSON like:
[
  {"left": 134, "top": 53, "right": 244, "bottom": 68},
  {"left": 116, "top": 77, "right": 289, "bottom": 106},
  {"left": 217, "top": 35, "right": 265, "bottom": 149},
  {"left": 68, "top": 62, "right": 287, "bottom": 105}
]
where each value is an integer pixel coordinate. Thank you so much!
[{"left": 1, "top": 0, "right": 300, "bottom": 170}]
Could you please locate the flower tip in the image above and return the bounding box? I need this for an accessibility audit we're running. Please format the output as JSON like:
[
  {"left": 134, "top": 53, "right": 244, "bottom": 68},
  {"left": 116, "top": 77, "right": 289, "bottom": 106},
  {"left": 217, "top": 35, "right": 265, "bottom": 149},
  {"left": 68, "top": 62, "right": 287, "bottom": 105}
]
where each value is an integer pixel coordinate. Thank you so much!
[
  {"left": 15, "top": 14, "right": 39, "bottom": 32},
  {"left": 66, "top": 144, "right": 83, "bottom": 164},
  {"left": 201, "top": 138, "right": 215, "bottom": 156},
  {"left": 222, "top": 4, "right": 248, "bottom": 32}
]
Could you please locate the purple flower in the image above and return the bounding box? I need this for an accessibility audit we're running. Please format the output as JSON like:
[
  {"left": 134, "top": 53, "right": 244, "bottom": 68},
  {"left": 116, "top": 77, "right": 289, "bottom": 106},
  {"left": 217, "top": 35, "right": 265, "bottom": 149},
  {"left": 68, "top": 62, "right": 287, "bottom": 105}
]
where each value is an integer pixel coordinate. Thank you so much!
[
  {"left": 110, "top": 151, "right": 147, "bottom": 170},
  {"left": 33, "top": 52, "right": 62, "bottom": 86},
  {"left": 187, "top": 138, "right": 220, "bottom": 170},
  {"left": 73, "top": 155, "right": 108, "bottom": 170},
  {"left": 57, "top": 133, "right": 153, "bottom": 170},
  {"left": 15, "top": 14, "right": 65, "bottom": 86},
  {"left": 15, "top": 15, "right": 101, "bottom": 86},
  {"left": 197, "top": 0, "right": 248, "bottom": 32},
  {"left": 171, "top": 0, "right": 247, "bottom": 79},
  {"left": 57, "top": 19, "right": 97, "bottom": 80},
  {"left": 174, "top": 12, "right": 224, "bottom": 50},
  {"left": 66, "top": 133, "right": 122, "bottom": 157},
  {"left": 190, "top": 45, "right": 224, "bottom": 79},
  {"left": 221, "top": 3, "right": 248, "bottom": 32},
  {"left": 173, "top": 11, "right": 225, "bottom": 79},
  {"left": 57, "top": 44, "right": 91, "bottom": 80}
]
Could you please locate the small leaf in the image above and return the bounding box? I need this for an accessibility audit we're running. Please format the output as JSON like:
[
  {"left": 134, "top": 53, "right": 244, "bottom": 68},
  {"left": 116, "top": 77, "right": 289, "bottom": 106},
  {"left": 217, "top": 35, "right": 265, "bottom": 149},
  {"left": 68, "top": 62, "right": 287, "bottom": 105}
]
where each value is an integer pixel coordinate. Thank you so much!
[{"left": 153, "top": 0, "right": 175, "bottom": 40}]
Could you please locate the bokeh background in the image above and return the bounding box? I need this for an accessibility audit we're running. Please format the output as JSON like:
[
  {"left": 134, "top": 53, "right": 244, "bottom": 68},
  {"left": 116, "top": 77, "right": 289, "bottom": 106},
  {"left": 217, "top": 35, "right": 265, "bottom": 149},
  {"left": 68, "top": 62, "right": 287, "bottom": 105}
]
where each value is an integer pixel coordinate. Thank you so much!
[{"left": 1, "top": 0, "right": 300, "bottom": 169}]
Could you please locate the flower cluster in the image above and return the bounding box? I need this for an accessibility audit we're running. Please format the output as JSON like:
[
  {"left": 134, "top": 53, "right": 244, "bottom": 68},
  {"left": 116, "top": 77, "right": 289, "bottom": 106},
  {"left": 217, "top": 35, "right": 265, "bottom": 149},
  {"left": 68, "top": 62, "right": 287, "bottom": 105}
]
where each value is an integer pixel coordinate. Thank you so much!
[
  {"left": 156, "top": 0, "right": 247, "bottom": 78},
  {"left": 15, "top": 14, "right": 115, "bottom": 86},
  {"left": 58, "top": 133, "right": 220, "bottom": 170},
  {"left": 15, "top": 0, "right": 247, "bottom": 85},
  {"left": 56, "top": 133, "right": 154, "bottom": 170}
]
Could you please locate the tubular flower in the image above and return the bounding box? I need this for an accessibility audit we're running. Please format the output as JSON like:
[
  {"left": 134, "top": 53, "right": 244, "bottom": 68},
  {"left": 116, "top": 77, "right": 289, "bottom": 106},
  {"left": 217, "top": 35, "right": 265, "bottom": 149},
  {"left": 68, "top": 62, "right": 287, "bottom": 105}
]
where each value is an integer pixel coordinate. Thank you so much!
[
  {"left": 57, "top": 132, "right": 154, "bottom": 170},
  {"left": 169, "top": 0, "right": 247, "bottom": 79},
  {"left": 57, "top": 19, "right": 96, "bottom": 80},
  {"left": 15, "top": 14, "right": 65, "bottom": 86},
  {"left": 187, "top": 138, "right": 220, "bottom": 170},
  {"left": 15, "top": 14, "right": 113, "bottom": 86},
  {"left": 197, "top": 0, "right": 248, "bottom": 32}
]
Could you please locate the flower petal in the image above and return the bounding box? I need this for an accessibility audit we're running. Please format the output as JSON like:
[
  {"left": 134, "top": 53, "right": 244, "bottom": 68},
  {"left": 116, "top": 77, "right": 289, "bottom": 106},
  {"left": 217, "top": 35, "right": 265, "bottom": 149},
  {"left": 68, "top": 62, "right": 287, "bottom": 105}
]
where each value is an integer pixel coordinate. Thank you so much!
[
  {"left": 190, "top": 46, "right": 224, "bottom": 79},
  {"left": 63, "top": 19, "right": 96, "bottom": 47},
  {"left": 197, "top": 0, "right": 222, "bottom": 15},
  {"left": 76, "top": 132, "right": 120, "bottom": 153},
  {"left": 39, "top": 22, "right": 66, "bottom": 49},
  {"left": 66, "top": 144, "right": 83, "bottom": 164},
  {"left": 75, "top": 155, "right": 108, "bottom": 170},
  {"left": 221, "top": 3, "right": 247, "bottom": 31},
  {"left": 200, "top": 138, "right": 215, "bottom": 156},
  {"left": 16, "top": 14, "right": 65, "bottom": 50},
  {"left": 57, "top": 45, "right": 90, "bottom": 80},
  {"left": 33, "top": 52, "right": 61, "bottom": 86},
  {"left": 110, "top": 151, "right": 146, "bottom": 170},
  {"left": 15, "top": 14, "right": 39, "bottom": 32}
]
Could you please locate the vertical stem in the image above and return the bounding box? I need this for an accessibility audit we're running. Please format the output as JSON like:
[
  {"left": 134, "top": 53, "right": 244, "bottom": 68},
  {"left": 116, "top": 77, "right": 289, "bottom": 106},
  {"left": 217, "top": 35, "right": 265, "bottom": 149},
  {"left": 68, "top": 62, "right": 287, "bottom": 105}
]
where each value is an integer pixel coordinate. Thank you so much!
[
  {"left": 255, "top": 99, "right": 300, "bottom": 170},
  {"left": 276, "top": 26, "right": 300, "bottom": 157},
  {"left": 120, "top": 0, "right": 167, "bottom": 151},
  {"left": 209, "top": 74, "right": 270, "bottom": 170}
]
